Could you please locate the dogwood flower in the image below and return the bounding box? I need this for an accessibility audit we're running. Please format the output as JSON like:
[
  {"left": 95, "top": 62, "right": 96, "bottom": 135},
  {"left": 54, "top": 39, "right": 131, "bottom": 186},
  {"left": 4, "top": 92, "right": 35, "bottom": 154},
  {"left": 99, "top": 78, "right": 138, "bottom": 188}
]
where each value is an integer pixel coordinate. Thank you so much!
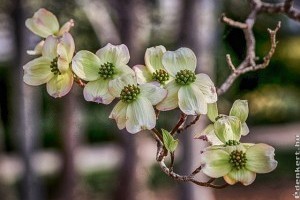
[
  {"left": 72, "top": 43, "right": 134, "bottom": 104},
  {"left": 23, "top": 33, "right": 75, "bottom": 98},
  {"left": 156, "top": 48, "right": 217, "bottom": 115},
  {"left": 200, "top": 143, "right": 277, "bottom": 186},
  {"left": 109, "top": 74, "right": 167, "bottom": 134},
  {"left": 133, "top": 45, "right": 171, "bottom": 85},
  {"left": 194, "top": 100, "right": 250, "bottom": 145},
  {"left": 26, "top": 8, "right": 74, "bottom": 55}
]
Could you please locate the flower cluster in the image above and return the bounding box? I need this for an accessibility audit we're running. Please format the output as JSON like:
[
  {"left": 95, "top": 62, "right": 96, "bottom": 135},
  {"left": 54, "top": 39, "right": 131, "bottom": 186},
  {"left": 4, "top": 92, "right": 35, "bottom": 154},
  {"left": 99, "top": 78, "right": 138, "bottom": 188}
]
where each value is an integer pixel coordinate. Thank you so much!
[
  {"left": 22, "top": 8, "right": 277, "bottom": 187},
  {"left": 194, "top": 100, "right": 277, "bottom": 185}
]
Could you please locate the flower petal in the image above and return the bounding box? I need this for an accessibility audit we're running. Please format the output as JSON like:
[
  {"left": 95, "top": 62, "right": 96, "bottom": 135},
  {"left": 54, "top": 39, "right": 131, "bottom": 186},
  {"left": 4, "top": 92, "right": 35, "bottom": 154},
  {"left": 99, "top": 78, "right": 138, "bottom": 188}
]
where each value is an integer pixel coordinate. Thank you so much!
[
  {"left": 23, "top": 57, "right": 53, "bottom": 85},
  {"left": 27, "top": 40, "right": 44, "bottom": 55},
  {"left": 200, "top": 149, "right": 231, "bottom": 178},
  {"left": 96, "top": 43, "right": 130, "bottom": 66},
  {"left": 230, "top": 100, "right": 249, "bottom": 123},
  {"left": 42, "top": 36, "right": 58, "bottom": 59},
  {"left": 162, "top": 47, "right": 197, "bottom": 76},
  {"left": 245, "top": 143, "right": 278, "bottom": 173},
  {"left": 109, "top": 101, "right": 128, "bottom": 129},
  {"left": 214, "top": 116, "right": 242, "bottom": 143},
  {"left": 241, "top": 123, "right": 250, "bottom": 136},
  {"left": 178, "top": 84, "right": 207, "bottom": 115},
  {"left": 83, "top": 79, "right": 114, "bottom": 104},
  {"left": 46, "top": 69, "right": 73, "bottom": 98},
  {"left": 194, "top": 74, "right": 217, "bottom": 103},
  {"left": 108, "top": 74, "right": 136, "bottom": 98},
  {"left": 156, "top": 80, "right": 180, "bottom": 111},
  {"left": 58, "top": 19, "right": 74, "bottom": 36},
  {"left": 72, "top": 50, "right": 101, "bottom": 81},
  {"left": 133, "top": 65, "right": 153, "bottom": 84},
  {"left": 126, "top": 97, "right": 156, "bottom": 134},
  {"left": 140, "top": 83, "right": 167, "bottom": 105},
  {"left": 57, "top": 32, "right": 75, "bottom": 63},
  {"left": 224, "top": 169, "right": 256, "bottom": 186},
  {"left": 145, "top": 45, "right": 166, "bottom": 72},
  {"left": 115, "top": 64, "right": 135, "bottom": 77},
  {"left": 25, "top": 8, "right": 59, "bottom": 38},
  {"left": 194, "top": 124, "right": 223, "bottom": 145}
]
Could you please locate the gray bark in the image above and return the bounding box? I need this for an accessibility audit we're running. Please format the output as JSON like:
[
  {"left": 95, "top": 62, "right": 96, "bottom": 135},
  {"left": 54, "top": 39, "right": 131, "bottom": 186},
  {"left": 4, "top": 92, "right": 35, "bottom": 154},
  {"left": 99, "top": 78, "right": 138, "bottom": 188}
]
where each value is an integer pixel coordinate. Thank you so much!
[
  {"left": 178, "top": 0, "right": 219, "bottom": 200},
  {"left": 10, "top": 0, "right": 43, "bottom": 200}
]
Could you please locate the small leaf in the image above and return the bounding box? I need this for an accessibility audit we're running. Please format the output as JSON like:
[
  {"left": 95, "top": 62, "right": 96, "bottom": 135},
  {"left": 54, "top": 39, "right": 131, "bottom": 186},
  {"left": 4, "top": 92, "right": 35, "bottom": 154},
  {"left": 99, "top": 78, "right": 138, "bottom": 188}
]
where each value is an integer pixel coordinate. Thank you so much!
[
  {"left": 161, "top": 129, "right": 178, "bottom": 152},
  {"left": 207, "top": 103, "right": 218, "bottom": 122}
]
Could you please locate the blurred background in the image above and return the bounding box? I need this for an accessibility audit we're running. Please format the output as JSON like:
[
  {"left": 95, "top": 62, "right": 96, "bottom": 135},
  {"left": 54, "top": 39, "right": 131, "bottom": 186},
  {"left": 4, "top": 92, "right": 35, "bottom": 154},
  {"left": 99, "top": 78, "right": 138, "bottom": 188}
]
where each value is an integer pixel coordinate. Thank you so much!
[{"left": 0, "top": 0, "right": 298, "bottom": 199}]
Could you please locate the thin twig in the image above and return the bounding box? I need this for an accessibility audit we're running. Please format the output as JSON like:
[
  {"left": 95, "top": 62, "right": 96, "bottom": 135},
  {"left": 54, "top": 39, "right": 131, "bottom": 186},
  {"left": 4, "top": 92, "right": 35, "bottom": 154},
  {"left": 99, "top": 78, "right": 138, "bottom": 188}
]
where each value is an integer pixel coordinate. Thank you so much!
[
  {"left": 220, "top": 13, "right": 247, "bottom": 29},
  {"left": 177, "top": 115, "right": 201, "bottom": 134},
  {"left": 225, "top": 54, "right": 236, "bottom": 72},
  {"left": 170, "top": 113, "right": 187, "bottom": 135}
]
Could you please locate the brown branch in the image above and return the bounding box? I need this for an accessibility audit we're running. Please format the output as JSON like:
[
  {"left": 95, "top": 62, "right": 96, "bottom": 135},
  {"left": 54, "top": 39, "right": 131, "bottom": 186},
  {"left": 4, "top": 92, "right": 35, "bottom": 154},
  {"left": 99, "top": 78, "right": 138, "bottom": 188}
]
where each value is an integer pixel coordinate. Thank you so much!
[
  {"left": 217, "top": 21, "right": 281, "bottom": 96},
  {"left": 259, "top": 0, "right": 300, "bottom": 22},
  {"left": 73, "top": 74, "right": 86, "bottom": 88},
  {"left": 220, "top": 13, "right": 248, "bottom": 29},
  {"left": 177, "top": 115, "right": 201, "bottom": 135},
  {"left": 170, "top": 113, "right": 187, "bottom": 135}
]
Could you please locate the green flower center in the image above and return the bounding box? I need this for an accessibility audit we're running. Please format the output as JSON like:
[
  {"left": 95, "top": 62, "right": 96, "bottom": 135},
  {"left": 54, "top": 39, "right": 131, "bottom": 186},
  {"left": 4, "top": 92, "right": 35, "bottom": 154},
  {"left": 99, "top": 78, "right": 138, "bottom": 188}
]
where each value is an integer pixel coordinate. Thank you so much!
[
  {"left": 175, "top": 69, "right": 196, "bottom": 85},
  {"left": 120, "top": 84, "right": 140, "bottom": 103},
  {"left": 225, "top": 140, "right": 240, "bottom": 146},
  {"left": 99, "top": 62, "right": 115, "bottom": 80},
  {"left": 152, "top": 69, "right": 169, "bottom": 84},
  {"left": 50, "top": 57, "right": 61, "bottom": 75},
  {"left": 229, "top": 150, "right": 247, "bottom": 170}
]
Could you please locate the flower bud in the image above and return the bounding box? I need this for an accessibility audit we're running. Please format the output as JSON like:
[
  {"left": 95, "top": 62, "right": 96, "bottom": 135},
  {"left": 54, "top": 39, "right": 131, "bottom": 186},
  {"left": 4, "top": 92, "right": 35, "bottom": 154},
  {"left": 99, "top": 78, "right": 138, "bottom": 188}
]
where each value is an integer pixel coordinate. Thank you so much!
[{"left": 214, "top": 115, "right": 241, "bottom": 144}]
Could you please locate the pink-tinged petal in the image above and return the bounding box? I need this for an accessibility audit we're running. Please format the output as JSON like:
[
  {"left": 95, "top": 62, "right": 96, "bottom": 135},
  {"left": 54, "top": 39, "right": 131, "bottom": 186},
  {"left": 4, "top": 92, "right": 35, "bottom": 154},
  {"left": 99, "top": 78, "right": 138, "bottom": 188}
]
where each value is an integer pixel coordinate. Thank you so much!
[
  {"left": 108, "top": 74, "right": 136, "bottom": 98},
  {"left": 200, "top": 149, "right": 231, "bottom": 178},
  {"left": 109, "top": 101, "right": 128, "bottom": 130},
  {"left": 23, "top": 57, "right": 53, "bottom": 85},
  {"left": 58, "top": 19, "right": 74, "bottom": 36},
  {"left": 178, "top": 84, "right": 207, "bottom": 115},
  {"left": 25, "top": 8, "right": 59, "bottom": 38},
  {"left": 194, "top": 73, "right": 217, "bottom": 104},
  {"left": 57, "top": 57, "right": 69, "bottom": 73},
  {"left": 126, "top": 97, "right": 156, "bottom": 134},
  {"left": 224, "top": 169, "right": 256, "bottom": 186},
  {"left": 145, "top": 45, "right": 166, "bottom": 72},
  {"left": 72, "top": 50, "right": 101, "bottom": 81},
  {"left": 42, "top": 36, "right": 58, "bottom": 59},
  {"left": 133, "top": 65, "right": 153, "bottom": 84},
  {"left": 140, "top": 83, "right": 167, "bottom": 105},
  {"left": 83, "top": 79, "right": 114, "bottom": 104},
  {"left": 162, "top": 48, "right": 197, "bottom": 77},
  {"left": 245, "top": 143, "right": 278, "bottom": 174},
  {"left": 96, "top": 43, "right": 130, "bottom": 66},
  {"left": 46, "top": 69, "right": 73, "bottom": 98},
  {"left": 156, "top": 80, "right": 180, "bottom": 111},
  {"left": 27, "top": 40, "right": 44, "bottom": 55},
  {"left": 57, "top": 32, "right": 75, "bottom": 63}
]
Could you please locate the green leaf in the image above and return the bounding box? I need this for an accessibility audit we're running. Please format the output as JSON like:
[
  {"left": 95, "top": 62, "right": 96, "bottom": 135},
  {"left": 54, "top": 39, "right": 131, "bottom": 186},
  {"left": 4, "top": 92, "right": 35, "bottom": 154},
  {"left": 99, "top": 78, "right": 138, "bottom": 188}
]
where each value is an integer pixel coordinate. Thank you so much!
[{"left": 161, "top": 129, "right": 178, "bottom": 152}]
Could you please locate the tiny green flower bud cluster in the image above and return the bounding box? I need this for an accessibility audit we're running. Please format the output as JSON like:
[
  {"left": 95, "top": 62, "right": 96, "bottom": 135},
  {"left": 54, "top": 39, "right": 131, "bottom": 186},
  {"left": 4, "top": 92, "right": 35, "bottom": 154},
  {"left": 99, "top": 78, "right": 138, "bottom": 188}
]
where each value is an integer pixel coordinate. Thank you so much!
[
  {"left": 175, "top": 69, "right": 196, "bottom": 85},
  {"left": 99, "top": 62, "right": 115, "bottom": 80},
  {"left": 120, "top": 84, "right": 141, "bottom": 103},
  {"left": 229, "top": 150, "right": 247, "bottom": 170},
  {"left": 152, "top": 69, "right": 169, "bottom": 84},
  {"left": 225, "top": 140, "right": 240, "bottom": 146},
  {"left": 50, "top": 57, "right": 61, "bottom": 75}
]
